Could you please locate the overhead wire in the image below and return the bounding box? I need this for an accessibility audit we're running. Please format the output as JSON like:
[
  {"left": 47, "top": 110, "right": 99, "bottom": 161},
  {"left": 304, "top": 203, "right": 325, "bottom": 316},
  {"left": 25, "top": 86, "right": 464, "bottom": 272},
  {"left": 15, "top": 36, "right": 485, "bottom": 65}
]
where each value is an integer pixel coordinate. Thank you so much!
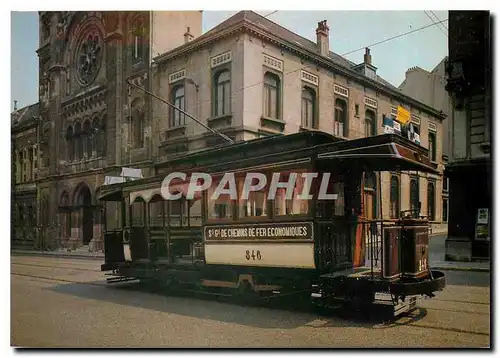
[
  {"left": 430, "top": 10, "right": 448, "bottom": 31},
  {"left": 424, "top": 11, "right": 448, "bottom": 37},
  {"left": 262, "top": 10, "right": 278, "bottom": 18},
  {"left": 341, "top": 18, "right": 449, "bottom": 56}
]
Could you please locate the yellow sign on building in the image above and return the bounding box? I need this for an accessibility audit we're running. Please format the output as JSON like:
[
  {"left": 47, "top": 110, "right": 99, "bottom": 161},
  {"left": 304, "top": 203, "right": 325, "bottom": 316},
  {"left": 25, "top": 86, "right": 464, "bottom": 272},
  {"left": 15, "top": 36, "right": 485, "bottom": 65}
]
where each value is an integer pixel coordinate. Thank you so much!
[{"left": 396, "top": 106, "right": 410, "bottom": 124}]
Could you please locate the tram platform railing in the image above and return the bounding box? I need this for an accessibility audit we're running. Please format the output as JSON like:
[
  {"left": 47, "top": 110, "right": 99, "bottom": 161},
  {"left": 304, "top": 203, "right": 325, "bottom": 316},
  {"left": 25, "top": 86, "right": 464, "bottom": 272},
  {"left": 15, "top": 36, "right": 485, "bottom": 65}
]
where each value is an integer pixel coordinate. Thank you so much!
[{"left": 360, "top": 218, "right": 431, "bottom": 281}]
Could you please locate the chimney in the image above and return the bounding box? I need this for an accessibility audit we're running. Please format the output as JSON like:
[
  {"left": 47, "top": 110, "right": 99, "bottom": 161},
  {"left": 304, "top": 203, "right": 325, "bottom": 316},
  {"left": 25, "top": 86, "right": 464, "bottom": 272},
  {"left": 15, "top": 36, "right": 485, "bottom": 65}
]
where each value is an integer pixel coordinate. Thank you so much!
[
  {"left": 364, "top": 47, "right": 372, "bottom": 65},
  {"left": 315, "top": 20, "right": 329, "bottom": 56},
  {"left": 14, "top": 100, "right": 18, "bottom": 111},
  {"left": 184, "top": 27, "right": 194, "bottom": 44}
]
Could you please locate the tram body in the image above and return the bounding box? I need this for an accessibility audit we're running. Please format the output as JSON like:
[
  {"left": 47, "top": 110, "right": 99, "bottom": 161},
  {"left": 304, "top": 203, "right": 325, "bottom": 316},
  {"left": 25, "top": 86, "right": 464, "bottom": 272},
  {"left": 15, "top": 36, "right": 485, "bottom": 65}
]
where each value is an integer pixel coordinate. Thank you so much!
[{"left": 99, "top": 131, "right": 445, "bottom": 317}]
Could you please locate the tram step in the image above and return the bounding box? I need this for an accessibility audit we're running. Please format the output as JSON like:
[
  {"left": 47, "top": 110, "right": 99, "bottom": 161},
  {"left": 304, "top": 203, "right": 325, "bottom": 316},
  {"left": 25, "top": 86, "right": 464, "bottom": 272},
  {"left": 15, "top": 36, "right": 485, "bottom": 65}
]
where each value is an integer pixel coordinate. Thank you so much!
[{"left": 106, "top": 276, "right": 139, "bottom": 284}]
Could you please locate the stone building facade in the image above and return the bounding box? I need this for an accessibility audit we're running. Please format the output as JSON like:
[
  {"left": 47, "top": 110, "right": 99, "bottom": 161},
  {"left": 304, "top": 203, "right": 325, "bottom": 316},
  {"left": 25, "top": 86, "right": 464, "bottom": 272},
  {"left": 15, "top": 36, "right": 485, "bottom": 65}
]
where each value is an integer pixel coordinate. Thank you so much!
[
  {"left": 150, "top": 11, "right": 447, "bottom": 229},
  {"left": 445, "top": 11, "right": 491, "bottom": 260},
  {"left": 11, "top": 103, "right": 40, "bottom": 249},
  {"left": 30, "top": 11, "right": 202, "bottom": 250},
  {"left": 13, "top": 10, "right": 447, "bottom": 251},
  {"left": 398, "top": 58, "right": 451, "bottom": 233}
]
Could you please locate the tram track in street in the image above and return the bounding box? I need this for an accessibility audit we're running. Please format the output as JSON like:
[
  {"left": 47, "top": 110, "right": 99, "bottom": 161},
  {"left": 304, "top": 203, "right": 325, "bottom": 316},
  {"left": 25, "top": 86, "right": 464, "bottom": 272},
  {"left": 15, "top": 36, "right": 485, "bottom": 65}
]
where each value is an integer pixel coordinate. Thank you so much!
[
  {"left": 11, "top": 264, "right": 490, "bottom": 338},
  {"left": 11, "top": 262, "right": 102, "bottom": 273}
]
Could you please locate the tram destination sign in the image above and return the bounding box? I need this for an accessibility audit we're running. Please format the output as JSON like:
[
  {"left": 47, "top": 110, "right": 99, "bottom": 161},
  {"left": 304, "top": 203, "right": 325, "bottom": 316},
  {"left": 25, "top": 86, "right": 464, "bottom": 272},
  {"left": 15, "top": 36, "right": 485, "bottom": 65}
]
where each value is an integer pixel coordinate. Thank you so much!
[{"left": 204, "top": 222, "right": 314, "bottom": 241}]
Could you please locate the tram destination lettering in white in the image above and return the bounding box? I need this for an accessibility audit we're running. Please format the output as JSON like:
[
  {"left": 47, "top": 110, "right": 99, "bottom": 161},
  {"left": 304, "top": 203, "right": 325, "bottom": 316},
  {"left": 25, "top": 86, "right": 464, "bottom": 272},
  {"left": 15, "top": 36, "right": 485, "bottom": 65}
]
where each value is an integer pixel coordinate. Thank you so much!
[{"left": 161, "top": 172, "right": 339, "bottom": 201}]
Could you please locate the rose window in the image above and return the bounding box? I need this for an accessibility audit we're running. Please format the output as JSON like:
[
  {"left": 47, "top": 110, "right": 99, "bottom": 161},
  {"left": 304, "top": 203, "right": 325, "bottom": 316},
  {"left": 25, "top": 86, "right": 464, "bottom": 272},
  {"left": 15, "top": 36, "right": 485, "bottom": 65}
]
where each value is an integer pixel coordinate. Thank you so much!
[{"left": 76, "top": 32, "right": 102, "bottom": 86}]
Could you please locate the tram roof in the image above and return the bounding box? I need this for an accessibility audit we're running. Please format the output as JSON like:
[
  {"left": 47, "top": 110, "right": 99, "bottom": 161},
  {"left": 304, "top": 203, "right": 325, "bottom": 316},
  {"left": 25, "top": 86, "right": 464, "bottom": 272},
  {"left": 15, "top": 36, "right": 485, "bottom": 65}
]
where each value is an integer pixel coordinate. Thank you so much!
[{"left": 97, "top": 131, "right": 437, "bottom": 201}]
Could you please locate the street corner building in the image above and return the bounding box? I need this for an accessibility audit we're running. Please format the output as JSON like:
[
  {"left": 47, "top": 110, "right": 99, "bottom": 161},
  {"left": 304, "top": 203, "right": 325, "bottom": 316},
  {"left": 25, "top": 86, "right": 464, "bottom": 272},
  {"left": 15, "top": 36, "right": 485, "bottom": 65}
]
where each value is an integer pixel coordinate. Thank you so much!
[
  {"left": 12, "top": 11, "right": 448, "bottom": 253},
  {"left": 444, "top": 11, "right": 491, "bottom": 261}
]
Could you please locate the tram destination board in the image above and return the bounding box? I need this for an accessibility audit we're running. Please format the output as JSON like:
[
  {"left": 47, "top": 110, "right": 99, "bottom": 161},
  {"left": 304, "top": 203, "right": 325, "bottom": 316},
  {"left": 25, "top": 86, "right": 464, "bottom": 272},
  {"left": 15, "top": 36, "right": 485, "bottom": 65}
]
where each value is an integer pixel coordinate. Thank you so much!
[{"left": 204, "top": 222, "right": 314, "bottom": 241}]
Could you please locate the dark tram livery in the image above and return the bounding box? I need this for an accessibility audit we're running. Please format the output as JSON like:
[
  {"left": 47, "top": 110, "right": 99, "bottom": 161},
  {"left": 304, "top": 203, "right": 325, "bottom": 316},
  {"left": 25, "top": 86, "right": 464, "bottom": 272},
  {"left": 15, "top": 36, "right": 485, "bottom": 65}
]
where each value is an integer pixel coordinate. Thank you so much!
[{"left": 98, "top": 131, "right": 445, "bottom": 317}]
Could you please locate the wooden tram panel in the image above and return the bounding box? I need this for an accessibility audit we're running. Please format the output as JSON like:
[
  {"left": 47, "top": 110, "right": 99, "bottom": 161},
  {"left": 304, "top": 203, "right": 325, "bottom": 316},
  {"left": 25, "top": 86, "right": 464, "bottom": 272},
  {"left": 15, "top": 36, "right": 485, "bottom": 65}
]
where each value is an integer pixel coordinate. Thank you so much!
[{"left": 98, "top": 131, "right": 446, "bottom": 317}]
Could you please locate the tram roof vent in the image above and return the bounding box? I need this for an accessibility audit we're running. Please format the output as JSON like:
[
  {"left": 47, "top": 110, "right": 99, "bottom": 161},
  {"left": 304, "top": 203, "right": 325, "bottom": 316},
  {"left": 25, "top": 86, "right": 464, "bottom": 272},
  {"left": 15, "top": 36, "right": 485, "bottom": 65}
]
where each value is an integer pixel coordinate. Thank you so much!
[
  {"left": 104, "top": 176, "right": 126, "bottom": 185},
  {"left": 120, "top": 167, "right": 144, "bottom": 180}
]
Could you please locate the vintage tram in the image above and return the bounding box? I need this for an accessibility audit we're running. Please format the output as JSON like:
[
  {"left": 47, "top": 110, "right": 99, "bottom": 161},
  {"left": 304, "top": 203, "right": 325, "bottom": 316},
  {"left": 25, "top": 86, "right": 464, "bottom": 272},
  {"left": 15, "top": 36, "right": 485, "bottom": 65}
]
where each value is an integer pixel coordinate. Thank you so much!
[{"left": 98, "top": 131, "right": 445, "bottom": 317}]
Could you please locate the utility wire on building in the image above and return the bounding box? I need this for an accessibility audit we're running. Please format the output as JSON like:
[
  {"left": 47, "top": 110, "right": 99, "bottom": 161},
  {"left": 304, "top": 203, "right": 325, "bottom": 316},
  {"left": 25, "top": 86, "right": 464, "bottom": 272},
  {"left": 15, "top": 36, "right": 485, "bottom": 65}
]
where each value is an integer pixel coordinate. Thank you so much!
[{"left": 127, "top": 80, "right": 235, "bottom": 144}]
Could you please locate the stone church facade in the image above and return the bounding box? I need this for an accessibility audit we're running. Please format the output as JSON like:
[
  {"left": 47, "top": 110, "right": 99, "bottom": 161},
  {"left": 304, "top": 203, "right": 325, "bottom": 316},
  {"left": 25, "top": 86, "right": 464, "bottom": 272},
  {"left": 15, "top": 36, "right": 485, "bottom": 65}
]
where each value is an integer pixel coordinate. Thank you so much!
[{"left": 31, "top": 11, "right": 202, "bottom": 250}]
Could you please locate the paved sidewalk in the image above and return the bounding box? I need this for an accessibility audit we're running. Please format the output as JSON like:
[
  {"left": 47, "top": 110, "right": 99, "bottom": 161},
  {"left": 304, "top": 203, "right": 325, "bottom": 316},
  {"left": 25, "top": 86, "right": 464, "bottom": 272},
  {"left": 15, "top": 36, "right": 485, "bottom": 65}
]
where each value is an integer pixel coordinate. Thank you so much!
[
  {"left": 429, "top": 234, "right": 490, "bottom": 272},
  {"left": 11, "top": 247, "right": 104, "bottom": 260}
]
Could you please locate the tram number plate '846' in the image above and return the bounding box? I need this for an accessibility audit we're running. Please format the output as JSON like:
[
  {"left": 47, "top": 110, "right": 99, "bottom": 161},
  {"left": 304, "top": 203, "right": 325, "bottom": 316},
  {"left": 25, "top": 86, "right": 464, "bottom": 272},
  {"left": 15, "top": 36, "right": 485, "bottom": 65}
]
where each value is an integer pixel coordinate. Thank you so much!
[{"left": 245, "top": 250, "right": 262, "bottom": 261}]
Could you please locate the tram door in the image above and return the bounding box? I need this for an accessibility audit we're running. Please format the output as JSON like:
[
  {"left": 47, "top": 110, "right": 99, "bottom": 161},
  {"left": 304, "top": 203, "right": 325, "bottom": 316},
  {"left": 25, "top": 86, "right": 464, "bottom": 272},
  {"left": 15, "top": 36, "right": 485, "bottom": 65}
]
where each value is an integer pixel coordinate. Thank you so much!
[
  {"left": 363, "top": 172, "right": 377, "bottom": 221},
  {"left": 316, "top": 171, "right": 350, "bottom": 270}
]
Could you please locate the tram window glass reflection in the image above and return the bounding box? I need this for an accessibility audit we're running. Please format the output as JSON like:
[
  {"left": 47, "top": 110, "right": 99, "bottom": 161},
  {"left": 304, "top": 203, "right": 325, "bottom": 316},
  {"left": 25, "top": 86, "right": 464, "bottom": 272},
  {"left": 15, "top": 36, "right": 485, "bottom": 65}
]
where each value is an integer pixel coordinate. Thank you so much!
[
  {"left": 169, "top": 193, "right": 185, "bottom": 227},
  {"left": 238, "top": 175, "right": 268, "bottom": 218},
  {"left": 149, "top": 195, "right": 164, "bottom": 227},
  {"left": 188, "top": 198, "right": 202, "bottom": 226},
  {"left": 274, "top": 171, "right": 309, "bottom": 216},
  {"left": 105, "top": 201, "right": 122, "bottom": 230},
  {"left": 131, "top": 198, "right": 145, "bottom": 226},
  {"left": 316, "top": 178, "right": 345, "bottom": 218},
  {"left": 207, "top": 179, "right": 233, "bottom": 220}
]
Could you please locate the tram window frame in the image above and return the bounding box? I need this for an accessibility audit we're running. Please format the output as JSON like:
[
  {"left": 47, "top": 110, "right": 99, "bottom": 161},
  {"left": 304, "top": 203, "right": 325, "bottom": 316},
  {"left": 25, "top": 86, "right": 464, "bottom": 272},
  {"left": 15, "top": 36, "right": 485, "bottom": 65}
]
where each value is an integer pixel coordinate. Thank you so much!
[
  {"left": 206, "top": 175, "right": 235, "bottom": 223},
  {"left": 131, "top": 197, "right": 146, "bottom": 227},
  {"left": 148, "top": 195, "right": 165, "bottom": 228},
  {"left": 105, "top": 201, "right": 122, "bottom": 231},
  {"left": 187, "top": 196, "right": 203, "bottom": 227},
  {"left": 272, "top": 169, "right": 311, "bottom": 218},
  {"left": 169, "top": 195, "right": 186, "bottom": 227},
  {"left": 316, "top": 174, "right": 346, "bottom": 219},
  {"left": 236, "top": 172, "right": 270, "bottom": 221}
]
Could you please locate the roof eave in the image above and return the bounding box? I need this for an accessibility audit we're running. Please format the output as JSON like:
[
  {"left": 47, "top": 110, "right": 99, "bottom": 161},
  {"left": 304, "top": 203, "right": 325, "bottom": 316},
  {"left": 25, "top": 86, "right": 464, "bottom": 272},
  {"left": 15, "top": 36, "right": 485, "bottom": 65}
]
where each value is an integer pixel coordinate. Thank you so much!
[{"left": 153, "top": 19, "right": 446, "bottom": 120}]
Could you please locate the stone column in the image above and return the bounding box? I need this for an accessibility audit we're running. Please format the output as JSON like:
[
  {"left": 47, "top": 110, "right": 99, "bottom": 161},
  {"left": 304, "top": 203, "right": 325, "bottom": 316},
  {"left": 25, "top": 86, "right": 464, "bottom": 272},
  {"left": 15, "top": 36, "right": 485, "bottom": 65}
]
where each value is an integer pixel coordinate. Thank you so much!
[{"left": 103, "top": 12, "right": 123, "bottom": 167}]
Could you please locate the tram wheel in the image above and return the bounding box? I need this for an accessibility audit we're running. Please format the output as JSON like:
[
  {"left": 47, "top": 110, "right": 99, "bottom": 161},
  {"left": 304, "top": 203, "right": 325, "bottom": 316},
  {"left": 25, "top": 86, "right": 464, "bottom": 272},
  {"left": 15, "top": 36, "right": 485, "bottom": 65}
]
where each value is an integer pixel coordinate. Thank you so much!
[{"left": 235, "top": 280, "right": 259, "bottom": 303}]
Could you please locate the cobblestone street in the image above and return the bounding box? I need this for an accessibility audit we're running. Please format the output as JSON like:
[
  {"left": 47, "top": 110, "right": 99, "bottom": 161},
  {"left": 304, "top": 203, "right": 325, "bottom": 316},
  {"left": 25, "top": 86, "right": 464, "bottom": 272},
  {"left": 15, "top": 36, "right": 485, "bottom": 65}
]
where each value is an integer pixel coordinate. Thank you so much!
[{"left": 11, "top": 255, "right": 490, "bottom": 348}]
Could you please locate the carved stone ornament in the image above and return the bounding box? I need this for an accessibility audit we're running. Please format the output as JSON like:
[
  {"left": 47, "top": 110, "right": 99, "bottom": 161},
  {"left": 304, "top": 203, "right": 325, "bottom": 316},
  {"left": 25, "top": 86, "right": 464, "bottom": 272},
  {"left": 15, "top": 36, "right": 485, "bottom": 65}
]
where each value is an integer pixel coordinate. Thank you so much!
[
  {"left": 103, "top": 12, "right": 120, "bottom": 33},
  {"left": 56, "top": 12, "right": 69, "bottom": 39}
]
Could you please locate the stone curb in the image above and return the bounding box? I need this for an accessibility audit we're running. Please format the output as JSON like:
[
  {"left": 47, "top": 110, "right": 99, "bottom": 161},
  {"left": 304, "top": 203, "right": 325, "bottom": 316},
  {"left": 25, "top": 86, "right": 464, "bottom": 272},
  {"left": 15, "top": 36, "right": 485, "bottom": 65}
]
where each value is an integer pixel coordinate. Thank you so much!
[
  {"left": 11, "top": 251, "right": 104, "bottom": 261},
  {"left": 431, "top": 265, "right": 490, "bottom": 273}
]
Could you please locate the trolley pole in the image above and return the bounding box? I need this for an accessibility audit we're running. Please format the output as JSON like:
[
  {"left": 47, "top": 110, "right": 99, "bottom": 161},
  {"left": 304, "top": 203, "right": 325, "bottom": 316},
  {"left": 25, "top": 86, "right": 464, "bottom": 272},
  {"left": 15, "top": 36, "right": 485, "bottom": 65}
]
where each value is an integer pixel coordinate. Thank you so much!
[{"left": 126, "top": 80, "right": 235, "bottom": 145}]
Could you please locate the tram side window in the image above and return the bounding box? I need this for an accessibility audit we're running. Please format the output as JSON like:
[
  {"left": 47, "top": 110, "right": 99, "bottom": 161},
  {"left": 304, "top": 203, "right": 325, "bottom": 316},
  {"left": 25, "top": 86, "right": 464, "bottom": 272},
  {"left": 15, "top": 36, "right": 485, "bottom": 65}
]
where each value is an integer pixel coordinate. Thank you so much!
[
  {"left": 149, "top": 195, "right": 164, "bottom": 227},
  {"left": 105, "top": 201, "right": 122, "bottom": 230},
  {"left": 274, "top": 171, "right": 309, "bottom": 216},
  {"left": 169, "top": 198, "right": 185, "bottom": 227},
  {"left": 207, "top": 179, "right": 233, "bottom": 220},
  {"left": 316, "top": 179, "right": 345, "bottom": 218},
  {"left": 188, "top": 198, "right": 202, "bottom": 226},
  {"left": 237, "top": 175, "right": 268, "bottom": 218},
  {"left": 131, "top": 199, "right": 145, "bottom": 226}
]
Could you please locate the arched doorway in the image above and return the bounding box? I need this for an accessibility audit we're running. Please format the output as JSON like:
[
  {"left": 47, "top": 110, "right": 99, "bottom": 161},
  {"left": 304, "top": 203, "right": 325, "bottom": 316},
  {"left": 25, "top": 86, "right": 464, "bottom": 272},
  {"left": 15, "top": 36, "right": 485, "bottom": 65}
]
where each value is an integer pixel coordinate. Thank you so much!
[{"left": 74, "top": 184, "right": 93, "bottom": 245}]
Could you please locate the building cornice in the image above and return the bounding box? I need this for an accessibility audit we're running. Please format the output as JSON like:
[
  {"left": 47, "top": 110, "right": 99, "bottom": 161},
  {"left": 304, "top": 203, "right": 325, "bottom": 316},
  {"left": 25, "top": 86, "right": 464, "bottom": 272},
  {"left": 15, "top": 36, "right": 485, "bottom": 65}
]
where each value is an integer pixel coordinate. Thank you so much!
[{"left": 154, "top": 20, "right": 446, "bottom": 120}]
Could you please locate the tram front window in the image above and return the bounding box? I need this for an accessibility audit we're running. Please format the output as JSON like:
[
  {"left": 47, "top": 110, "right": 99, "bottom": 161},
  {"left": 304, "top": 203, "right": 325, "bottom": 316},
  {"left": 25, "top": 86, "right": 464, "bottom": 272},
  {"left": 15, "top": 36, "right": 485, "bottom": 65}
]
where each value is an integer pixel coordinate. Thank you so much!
[{"left": 207, "top": 179, "right": 233, "bottom": 220}]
